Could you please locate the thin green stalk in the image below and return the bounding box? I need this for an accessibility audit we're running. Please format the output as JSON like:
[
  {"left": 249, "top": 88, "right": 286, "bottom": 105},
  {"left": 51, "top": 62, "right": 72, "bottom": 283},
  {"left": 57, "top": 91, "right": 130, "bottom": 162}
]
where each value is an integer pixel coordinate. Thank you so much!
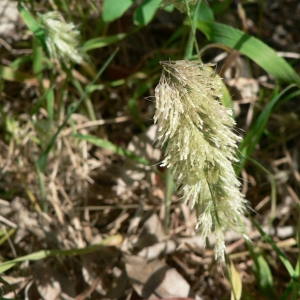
[
  {"left": 36, "top": 163, "right": 47, "bottom": 212},
  {"left": 246, "top": 157, "right": 277, "bottom": 225},
  {"left": 0, "top": 234, "right": 122, "bottom": 273},
  {"left": 251, "top": 217, "right": 296, "bottom": 279},
  {"left": 184, "top": 0, "right": 201, "bottom": 59},
  {"left": 0, "top": 228, "right": 16, "bottom": 246},
  {"left": 37, "top": 48, "right": 119, "bottom": 173},
  {"left": 236, "top": 84, "right": 296, "bottom": 175},
  {"left": 164, "top": 169, "right": 175, "bottom": 234},
  {"left": 72, "top": 77, "right": 97, "bottom": 121},
  {"left": 296, "top": 203, "right": 300, "bottom": 275}
]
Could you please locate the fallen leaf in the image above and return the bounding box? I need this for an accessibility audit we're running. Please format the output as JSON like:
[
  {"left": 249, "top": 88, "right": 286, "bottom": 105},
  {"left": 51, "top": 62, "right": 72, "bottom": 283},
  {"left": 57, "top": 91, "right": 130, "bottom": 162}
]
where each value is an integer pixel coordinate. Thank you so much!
[
  {"left": 124, "top": 254, "right": 196, "bottom": 299},
  {"left": 134, "top": 213, "right": 166, "bottom": 249},
  {"left": 115, "top": 125, "right": 160, "bottom": 196},
  {"left": 34, "top": 261, "right": 76, "bottom": 300}
]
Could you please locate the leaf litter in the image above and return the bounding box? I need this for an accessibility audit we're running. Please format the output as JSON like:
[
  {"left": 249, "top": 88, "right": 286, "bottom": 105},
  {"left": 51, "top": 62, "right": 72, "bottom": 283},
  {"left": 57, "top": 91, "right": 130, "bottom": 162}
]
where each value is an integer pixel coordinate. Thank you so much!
[{"left": 1, "top": 1, "right": 300, "bottom": 299}]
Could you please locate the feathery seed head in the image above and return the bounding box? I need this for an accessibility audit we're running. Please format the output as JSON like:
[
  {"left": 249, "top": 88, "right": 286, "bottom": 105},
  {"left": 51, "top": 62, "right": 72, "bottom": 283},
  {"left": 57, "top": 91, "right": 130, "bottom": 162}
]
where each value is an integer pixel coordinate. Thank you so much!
[
  {"left": 154, "top": 59, "right": 248, "bottom": 260},
  {"left": 40, "top": 11, "right": 83, "bottom": 64}
]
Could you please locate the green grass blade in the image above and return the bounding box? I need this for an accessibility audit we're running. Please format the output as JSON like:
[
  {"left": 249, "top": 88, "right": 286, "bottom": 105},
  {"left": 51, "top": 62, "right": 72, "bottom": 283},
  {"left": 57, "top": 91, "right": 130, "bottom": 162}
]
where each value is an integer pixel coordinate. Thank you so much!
[
  {"left": 163, "top": 169, "right": 175, "bottom": 234},
  {"left": 32, "top": 36, "right": 54, "bottom": 121},
  {"left": 283, "top": 204, "right": 300, "bottom": 299},
  {"left": 184, "top": 0, "right": 201, "bottom": 59},
  {"left": 74, "top": 134, "right": 149, "bottom": 166},
  {"left": 296, "top": 204, "right": 300, "bottom": 276},
  {"left": 102, "top": 0, "right": 136, "bottom": 22},
  {"left": 46, "top": 88, "right": 54, "bottom": 121},
  {"left": 280, "top": 281, "right": 300, "bottom": 300},
  {"left": 197, "top": 0, "right": 214, "bottom": 22},
  {"left": 58, "top": 0, "right": 72, "bottom": 19},
  {"left": 32, "top": 37, "right": 43, "bottom": 84},
  {"left": 82, "top": 33, "right": 128, "bottom": 52},
  {"left": 0, "top": 234, "right": 122, "bottom": 273},
  {"left": 222, "top": 82, "right": 233, "bottom": 108},
  {"left": 0, "top": 229, "right": 16, "bottom": 246},
  {"left": 252, "top": 254, "right": 276, "bottom": 298},
  {"left": 11, "top": 54, "right": 33, "bottom": 70},
  {"left": 211, "top": 0, "right": 233, "bottom": 15},
  {"left": 30, "top": 86, "right": 55, "bottom": 117},
  {"left": 246, "top": 239, "right": 277, "bottom": 298},
  {"left": 237, "top": 84, "right": 295, "bottom": 173},
  {"left": 251, "top": 218, "right": 296, "bottom": 279},
  {"left": 35, "top": 162, "right": 47, "bottom": 212},
  {"left": 134, "top": 0, "right": 162, "bottom": 26},
  {"left": 197, "top": 21, "right": 300, "bottom": 85},
  {"left": 36, "top": 48, "right": 119, "bottom": 172},
  {"left": 0, "top": 65, "right": 34, "bottom": 82},
  {"left": 240, "top": 288, "right": 256, "bottom": 300},
  {"left": 228, "top": 259, "right": 243, "bottom": 300},
  {"left": 245, "top": 158, "right": 277, "bottom": 223},
  {"left": 275, "top": 90, "right": 300, "bottom": 109},
  {"left": 72, "top": 78, "right": 96, "bottom": 121},
  {"left": 128, "top": 94, "right": 146, "bottom": 131},
  {"left": 18, "top": 0, "right": 46, "bottom": 48},
  {"left": 128, "top": 77, "right": 158, "bottom": 131}
]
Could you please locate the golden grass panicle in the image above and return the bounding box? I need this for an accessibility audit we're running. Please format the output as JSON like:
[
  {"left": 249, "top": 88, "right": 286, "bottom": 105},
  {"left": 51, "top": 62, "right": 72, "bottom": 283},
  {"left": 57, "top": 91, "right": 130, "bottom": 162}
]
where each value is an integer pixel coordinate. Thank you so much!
[{"left": 154, "top": 59, "right": 249, "bottom": 261}]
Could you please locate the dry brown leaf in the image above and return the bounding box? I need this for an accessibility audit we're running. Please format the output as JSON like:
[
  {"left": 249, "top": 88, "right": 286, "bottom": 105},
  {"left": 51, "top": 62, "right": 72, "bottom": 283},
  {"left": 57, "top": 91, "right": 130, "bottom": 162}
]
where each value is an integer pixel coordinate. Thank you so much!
[
  {"left": 34, "top": 261, "right": 76, "bottom": 300},
  {"left": 138, "top": 239, "right": 178, "bottom": 260},
  {"left": 115, "top": 125, "right": 160, "bottom": 196},
  {"left": 104, "top": 269, "right": 129, "bottom": 299},
  {"left": 1, "top": 276, "right": 29, "bottom": 299},
  {"left": 134, "top": 212, "right": 166, "bottom": 249},
  {"left": 81, "top": 254, "right": 106, "bottom": 295},
  {"left": 124, "top": 254, "right": 198, "bottom": 299},
  {"left": 8, "top": 198, "right": 60, "bottom": 246},
  {"left": 81, "top": 246, "right": 120, "bottom": 296}
]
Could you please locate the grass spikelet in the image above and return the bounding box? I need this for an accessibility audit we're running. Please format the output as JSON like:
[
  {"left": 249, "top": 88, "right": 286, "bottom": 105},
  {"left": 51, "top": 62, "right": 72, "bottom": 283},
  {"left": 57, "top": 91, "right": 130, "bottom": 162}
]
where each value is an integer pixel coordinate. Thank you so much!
[
  {"left": 154, "top": 59, "right": 249, "bottom": 261},
  {"left": 40, "top": 11, "right": 83, "bottom": 64}
]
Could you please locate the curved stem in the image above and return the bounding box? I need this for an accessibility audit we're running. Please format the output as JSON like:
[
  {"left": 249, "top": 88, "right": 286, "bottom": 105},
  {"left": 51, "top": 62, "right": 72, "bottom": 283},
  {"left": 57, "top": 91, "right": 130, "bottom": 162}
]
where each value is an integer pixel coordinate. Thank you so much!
[{"left": 184, "top": 0, "right": 202, "bottom": 59}]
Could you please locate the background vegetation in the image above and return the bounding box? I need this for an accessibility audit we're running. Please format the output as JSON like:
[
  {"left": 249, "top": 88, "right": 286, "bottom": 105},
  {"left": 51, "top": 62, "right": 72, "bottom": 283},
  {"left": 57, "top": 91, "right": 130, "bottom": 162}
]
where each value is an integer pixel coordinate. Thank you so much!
[{"left": 0, "top": 0, "right": 300, "bottom": 299}]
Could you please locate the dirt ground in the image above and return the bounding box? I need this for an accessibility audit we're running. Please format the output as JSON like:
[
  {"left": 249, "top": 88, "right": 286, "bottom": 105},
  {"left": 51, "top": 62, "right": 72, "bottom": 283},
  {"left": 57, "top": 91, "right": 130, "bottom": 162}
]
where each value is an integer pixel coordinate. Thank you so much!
[{"left": 0, "top": 0, "right": 300, "bottom": 299}]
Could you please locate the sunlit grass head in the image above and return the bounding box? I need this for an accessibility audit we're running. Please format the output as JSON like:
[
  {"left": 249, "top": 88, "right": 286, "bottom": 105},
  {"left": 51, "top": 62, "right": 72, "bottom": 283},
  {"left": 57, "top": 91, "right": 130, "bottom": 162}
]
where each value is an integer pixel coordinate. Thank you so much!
[{"left": 154, "top": 59, "right": 249, "bottom": 260}]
